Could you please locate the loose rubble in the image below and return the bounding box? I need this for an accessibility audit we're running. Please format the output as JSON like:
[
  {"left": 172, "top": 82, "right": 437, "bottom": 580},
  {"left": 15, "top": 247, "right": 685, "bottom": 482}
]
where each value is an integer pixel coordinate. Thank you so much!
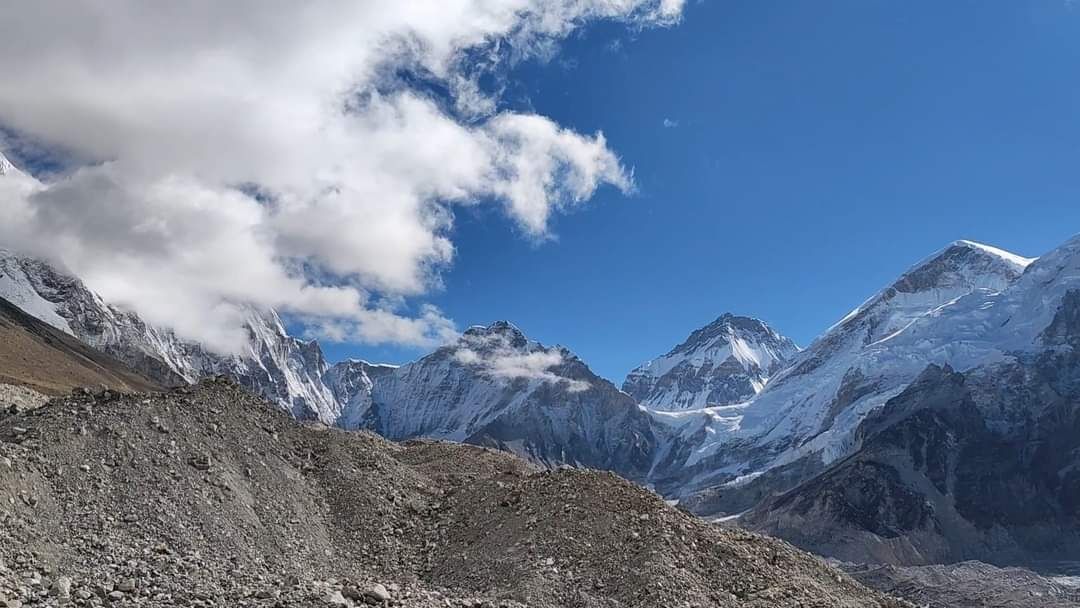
[
  {"left": 0, "top": 384, "right": 48, "bottom": 415},
  {"left": 0, "top": 378, "right": 909, "bottom": 607}
]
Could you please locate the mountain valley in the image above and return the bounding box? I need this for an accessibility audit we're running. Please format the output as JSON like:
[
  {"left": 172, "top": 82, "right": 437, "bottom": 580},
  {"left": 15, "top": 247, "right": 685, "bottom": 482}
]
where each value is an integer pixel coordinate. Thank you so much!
[{"left": 5, "top": 223, "right": 1080, "bottom": 606}]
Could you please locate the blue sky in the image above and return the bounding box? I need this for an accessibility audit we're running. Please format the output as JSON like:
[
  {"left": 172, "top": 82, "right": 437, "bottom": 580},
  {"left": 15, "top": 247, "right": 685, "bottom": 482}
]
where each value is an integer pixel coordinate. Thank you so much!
[
  {"left": 335, "top": 2, "right": 1076, "bottom": 379},
  {"left": 5, "top": 1, "right": 1078, "bottom": 382}
]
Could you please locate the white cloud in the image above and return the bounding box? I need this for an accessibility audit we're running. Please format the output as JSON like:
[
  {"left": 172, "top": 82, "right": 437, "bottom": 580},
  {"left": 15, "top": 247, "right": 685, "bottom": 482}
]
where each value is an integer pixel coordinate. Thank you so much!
[
  {"left": 453, "top": 328, "right": 590, "bottom": 391},
  {"left": 0, "top": 0, "right": 684, "bottom": 354},
  {"left": 662, "top": 118, "right": 679, "bottom": 128}
]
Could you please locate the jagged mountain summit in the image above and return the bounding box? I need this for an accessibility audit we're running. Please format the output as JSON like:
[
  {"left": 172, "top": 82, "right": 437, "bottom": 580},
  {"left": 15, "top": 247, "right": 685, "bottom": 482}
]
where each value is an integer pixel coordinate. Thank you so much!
[
  {"left": 624, "top": 314, "right": 799, "bottom": 411},
  {"left": 699, "top": 235, "right": 1080, "bottom": 568}
]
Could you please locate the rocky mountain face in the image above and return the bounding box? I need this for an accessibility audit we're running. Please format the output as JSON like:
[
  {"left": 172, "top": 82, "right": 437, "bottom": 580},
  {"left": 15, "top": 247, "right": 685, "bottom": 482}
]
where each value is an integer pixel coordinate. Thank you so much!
[
  {"left": 0, "top": 378, "right": 910, "bottom": 608},
  {"left": 336, "top": 321, "right": 660, "bottom": 481},
  {"left": 744, "top": 355, "right": 1080, "bottom": 566},
  {"left": 623, "top": 314, "right": 799, "bottom": 411},
  {"left": 740, "top": 238, "right": 1080, "bottom": 566}
]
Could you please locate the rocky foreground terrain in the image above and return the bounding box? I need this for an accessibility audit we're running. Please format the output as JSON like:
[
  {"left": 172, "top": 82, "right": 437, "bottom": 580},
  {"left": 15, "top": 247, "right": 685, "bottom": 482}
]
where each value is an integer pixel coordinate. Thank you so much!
[{"left": 0, "top": 378, "right": 909, "bottom": 608}]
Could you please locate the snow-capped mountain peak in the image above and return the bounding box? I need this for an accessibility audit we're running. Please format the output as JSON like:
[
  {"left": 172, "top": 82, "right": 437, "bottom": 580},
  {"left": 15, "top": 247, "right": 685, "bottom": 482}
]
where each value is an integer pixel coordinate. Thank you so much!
[
  {"left": 823, "top": 239, "right": 1031, "bottom": 347},
  {"left": 648, "top": 239, "right": 1040, "bottom": 504},
  {"left": 623, "top": 314, "right": 799, "bottom": 411}
]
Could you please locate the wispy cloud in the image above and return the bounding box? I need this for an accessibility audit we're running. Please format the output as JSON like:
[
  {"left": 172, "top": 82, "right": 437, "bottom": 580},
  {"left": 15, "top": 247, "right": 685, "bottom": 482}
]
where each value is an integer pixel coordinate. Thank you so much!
[
  {"left": 663, "top": 118, "right": 679, "bottom": 128},
  {"left": 453, "top": 329, "right": 590, "bottom": 392}
]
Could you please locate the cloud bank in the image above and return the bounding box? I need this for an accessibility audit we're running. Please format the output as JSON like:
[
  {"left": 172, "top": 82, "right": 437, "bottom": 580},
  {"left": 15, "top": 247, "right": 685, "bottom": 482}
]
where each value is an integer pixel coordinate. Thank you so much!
[{"left": 0, "top": 0, "right": 684, "bottom": 354}]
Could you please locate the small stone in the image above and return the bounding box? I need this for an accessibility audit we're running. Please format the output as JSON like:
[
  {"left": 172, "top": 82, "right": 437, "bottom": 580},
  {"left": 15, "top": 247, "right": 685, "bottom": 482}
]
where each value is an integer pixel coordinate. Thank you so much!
[
  {"left": 108, "top": 590, "right": 124, "bottom": 600},
  {"left": 363, "top": 583, "right": 391, "bottom": 604},
  {"left": 254, "top": 589, "right": 278, "bottom": 599},
  {"left": 322, "top": 590, "right": 349, "bottom": 606},
  {"left": 78, "top": 464, "right": 90, "bottom": 472},
  {"left": 188, "top": 454, "right": 212, "bottom": 471},
  {"left": 116, "top": 578, "right": 137, "bottom": 592},
  {"left": 51, "top": 576, "right": 72, "bottom": 598}
]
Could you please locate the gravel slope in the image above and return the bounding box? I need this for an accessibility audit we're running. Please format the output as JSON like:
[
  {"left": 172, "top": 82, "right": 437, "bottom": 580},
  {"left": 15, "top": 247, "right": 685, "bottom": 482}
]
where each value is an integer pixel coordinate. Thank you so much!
[{"left": 0, "top": 296, "right": 159, "bottom": 396}]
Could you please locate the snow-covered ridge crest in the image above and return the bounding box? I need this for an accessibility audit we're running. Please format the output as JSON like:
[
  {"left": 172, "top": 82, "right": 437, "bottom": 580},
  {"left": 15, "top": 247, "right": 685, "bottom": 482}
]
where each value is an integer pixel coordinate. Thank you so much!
[
  {"left": 952, "top": 239, "right": 1037, "bottom": 269},
  {"left": 0, "top": 249, "right": 77, "bottom": 334},
  {"left": 335, "top": 320, "right": 658, "bottom": 477}
]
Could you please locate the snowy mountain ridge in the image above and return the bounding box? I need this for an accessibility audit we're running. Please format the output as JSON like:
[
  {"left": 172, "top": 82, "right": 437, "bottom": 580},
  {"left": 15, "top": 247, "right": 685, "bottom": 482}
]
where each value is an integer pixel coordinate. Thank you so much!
[
  {"left": 624, "top": 314, "right": 799, "bottom": 411},
  {"left": 646, "top": 239, "right": 1039, "bottom": 503}
]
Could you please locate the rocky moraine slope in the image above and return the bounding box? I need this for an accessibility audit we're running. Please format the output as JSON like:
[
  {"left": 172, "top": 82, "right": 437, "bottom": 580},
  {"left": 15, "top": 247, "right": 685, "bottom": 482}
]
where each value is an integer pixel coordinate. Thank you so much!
[{"left": 0, "top": 378, "right": 909, "bottom": 608}]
